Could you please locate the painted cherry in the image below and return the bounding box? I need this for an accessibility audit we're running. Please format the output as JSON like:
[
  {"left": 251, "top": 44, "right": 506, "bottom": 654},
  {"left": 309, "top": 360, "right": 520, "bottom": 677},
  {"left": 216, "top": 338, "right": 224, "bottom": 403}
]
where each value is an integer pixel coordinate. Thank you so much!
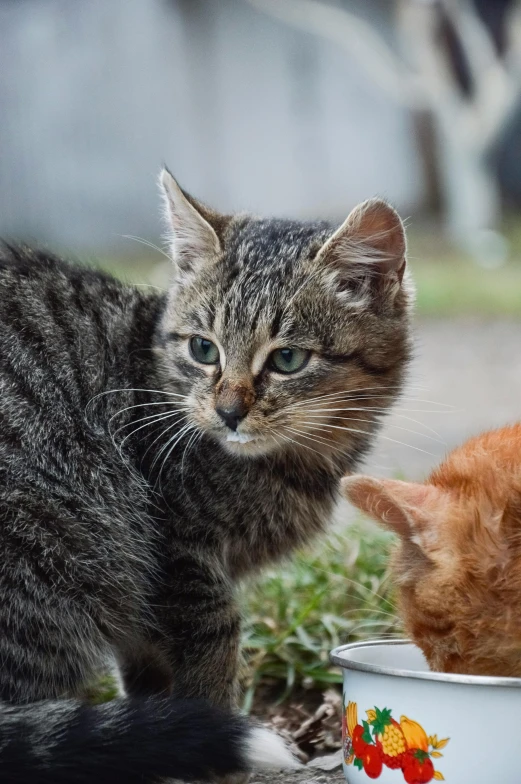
[{"left": 352, "top": 724, "right": 367, "bottom": 758}]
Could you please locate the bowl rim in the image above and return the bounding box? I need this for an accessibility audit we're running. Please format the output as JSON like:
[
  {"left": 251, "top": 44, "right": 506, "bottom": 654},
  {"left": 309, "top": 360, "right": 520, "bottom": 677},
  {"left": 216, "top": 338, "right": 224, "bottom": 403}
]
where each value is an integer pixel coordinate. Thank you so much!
[{"left": 330, "top": 639, "right": 521, "bottom": 688}]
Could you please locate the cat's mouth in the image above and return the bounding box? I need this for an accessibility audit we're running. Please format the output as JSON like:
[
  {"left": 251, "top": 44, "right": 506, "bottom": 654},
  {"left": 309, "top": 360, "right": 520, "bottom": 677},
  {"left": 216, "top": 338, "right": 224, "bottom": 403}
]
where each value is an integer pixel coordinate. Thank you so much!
[
  {"left": 219, "top": 428, "right": 273, "bottom": 456},
  {"left": 225, "top": 431, "right": 256, "bottom": 444}
]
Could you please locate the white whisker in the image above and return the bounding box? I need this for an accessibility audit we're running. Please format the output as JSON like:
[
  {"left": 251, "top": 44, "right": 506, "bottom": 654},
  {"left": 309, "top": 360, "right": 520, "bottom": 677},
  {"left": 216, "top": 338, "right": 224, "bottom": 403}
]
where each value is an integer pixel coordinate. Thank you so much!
[
  {"left": 293, "top": 408, "right": 444, "bottom": 440},
  {"left": 293, "top": 421, "right": 436, "bottom": 457},
  {"left": 150, "top": 418, "right": 193, "bottom": 476},
  {"left": 278, "top": 429, "right": 325, "bottom": 458},
  {"left": 114, "top": 412, "right": 186, "bottom": 453},
  {"left": 120, "top": 234, "right": 172, "bottom": 261},
  {"left": 297, "top": 416, "right": 444, "bottom": 444},
  {"left": 156, "top": 423, "right": 197, "bottom": 491}
]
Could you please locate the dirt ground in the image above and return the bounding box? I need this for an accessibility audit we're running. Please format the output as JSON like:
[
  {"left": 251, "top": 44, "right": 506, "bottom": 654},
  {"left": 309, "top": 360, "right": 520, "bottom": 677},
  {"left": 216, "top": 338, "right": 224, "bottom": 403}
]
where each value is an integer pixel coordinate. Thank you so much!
[{"left": 251, "top": 768, "right": 345, "bottom": 784}]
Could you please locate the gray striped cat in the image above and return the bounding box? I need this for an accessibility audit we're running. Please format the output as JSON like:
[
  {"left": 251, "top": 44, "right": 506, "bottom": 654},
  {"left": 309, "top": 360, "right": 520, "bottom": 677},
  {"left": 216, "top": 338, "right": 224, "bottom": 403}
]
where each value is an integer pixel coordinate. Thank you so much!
[{"left": 0, "top": 169, "right": 413, "bottom": 782}]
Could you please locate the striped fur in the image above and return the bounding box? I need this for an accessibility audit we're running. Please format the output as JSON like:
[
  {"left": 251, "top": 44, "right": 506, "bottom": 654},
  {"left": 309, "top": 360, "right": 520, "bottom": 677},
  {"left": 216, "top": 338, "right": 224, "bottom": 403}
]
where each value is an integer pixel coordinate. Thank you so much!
[{"left": 0, "top": 177, "right": 412, "bottom": 780}]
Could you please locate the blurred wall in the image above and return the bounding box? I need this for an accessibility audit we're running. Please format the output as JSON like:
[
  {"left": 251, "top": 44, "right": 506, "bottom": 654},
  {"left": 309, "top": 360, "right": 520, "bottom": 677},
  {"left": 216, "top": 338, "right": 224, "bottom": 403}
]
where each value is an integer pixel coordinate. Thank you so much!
[{"left": 0, "top": 0, "right": 424, "bottom": 253}]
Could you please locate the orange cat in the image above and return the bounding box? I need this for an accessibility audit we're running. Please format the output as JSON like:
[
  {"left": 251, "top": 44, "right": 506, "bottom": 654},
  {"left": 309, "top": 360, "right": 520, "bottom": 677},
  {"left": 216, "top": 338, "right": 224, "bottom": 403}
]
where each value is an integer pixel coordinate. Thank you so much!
[{"left": 341, "top": 424, "right": 521, "bottom": 677}]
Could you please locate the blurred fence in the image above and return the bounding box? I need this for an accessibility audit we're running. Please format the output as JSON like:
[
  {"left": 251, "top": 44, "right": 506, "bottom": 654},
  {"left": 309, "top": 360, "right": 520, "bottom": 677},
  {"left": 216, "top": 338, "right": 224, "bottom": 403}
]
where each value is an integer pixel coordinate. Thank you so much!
[{"left": 0, "top": 0, "right": 423, "bottom": 254}]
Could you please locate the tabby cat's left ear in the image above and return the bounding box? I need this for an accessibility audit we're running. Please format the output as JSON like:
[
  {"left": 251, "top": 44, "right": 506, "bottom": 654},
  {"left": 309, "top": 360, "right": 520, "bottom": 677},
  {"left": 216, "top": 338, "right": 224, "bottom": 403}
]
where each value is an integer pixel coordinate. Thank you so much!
[
  {"left": 341, "top": 475, "right": 442, "bottom": 548},
  {"left": 316, "top": 199, "right": 407, "bottom": 302},
  {"left": 160, "top": 168, "right": 230, "bottom": 278}
]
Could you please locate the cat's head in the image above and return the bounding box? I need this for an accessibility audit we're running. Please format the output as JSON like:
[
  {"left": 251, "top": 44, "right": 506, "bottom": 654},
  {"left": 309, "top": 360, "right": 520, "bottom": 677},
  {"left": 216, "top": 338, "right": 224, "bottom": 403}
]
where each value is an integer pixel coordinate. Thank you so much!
[
  {"left": 342, "top": 426, "right": 521, "bottom": 676},
  {"left": 155, "top": 168, "right": 413, "bottom": 462}
]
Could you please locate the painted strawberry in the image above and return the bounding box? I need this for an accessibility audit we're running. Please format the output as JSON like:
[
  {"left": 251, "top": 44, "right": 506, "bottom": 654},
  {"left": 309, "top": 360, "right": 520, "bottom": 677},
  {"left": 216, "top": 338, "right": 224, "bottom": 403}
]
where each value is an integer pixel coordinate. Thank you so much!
[
  {"left": 369, "top": 707, "right": 407, "bottom": 769},
  {"left": 351, "top": 724, "right": 368, "bottom": 758},
  {"left": 402, "top": 749, "right": 435, "bottom": 783},
  {"left": 361, "top": 744, "right": 383, "bottom": 779}
]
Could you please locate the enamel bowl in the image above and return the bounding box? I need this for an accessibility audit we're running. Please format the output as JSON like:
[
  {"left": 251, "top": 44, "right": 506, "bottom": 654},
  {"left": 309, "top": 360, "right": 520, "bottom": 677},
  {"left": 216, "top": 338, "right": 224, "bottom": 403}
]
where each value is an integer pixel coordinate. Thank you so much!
[{"left": 330, "top": 640, "right": 521, "bottom": 784}]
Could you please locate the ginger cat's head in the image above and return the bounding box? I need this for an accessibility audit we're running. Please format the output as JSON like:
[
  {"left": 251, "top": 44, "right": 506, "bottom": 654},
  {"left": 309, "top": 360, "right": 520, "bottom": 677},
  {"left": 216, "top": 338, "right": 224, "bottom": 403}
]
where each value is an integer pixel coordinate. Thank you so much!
[{"left": 342, "top": 424, "right": 521, "bottom": 677}]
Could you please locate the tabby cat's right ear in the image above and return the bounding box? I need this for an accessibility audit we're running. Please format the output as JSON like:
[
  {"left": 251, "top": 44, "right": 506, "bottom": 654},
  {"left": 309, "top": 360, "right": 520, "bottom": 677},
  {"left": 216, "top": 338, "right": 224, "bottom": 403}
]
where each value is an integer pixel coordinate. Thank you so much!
[
  {"left": 160, "top": 168, "right": 230, "bottom": 279},
  {"left": 315, "top": 199, "right": 407, "bottom": 304}
]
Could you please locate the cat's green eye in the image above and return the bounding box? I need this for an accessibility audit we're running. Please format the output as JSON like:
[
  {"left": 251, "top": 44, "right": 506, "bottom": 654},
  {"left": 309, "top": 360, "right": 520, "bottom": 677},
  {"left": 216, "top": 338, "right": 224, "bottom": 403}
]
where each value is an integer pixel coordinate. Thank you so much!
[
  {"left": 189, "top": 336, "right": 220, "bottom": 365},
  {"left": 269, "top": 347, "right": 310, "bottom": 374}
]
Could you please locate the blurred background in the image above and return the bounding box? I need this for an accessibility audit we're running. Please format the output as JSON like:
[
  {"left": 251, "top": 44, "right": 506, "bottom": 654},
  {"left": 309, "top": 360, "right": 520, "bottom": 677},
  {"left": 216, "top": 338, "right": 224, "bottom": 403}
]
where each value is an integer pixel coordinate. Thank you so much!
[
  {"left": 1, "top": 0, "right": 521, "bottom": 478},
  {"left": 2, "top": 0, "right": 521, "bottom": 722}
]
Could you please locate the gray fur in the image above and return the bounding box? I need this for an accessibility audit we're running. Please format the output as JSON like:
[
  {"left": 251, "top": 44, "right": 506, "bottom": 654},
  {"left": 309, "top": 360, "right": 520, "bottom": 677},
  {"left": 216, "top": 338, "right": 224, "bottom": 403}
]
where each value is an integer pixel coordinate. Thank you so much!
[{"left": 0, "top": 176, "right": 412, "bottom": 778}]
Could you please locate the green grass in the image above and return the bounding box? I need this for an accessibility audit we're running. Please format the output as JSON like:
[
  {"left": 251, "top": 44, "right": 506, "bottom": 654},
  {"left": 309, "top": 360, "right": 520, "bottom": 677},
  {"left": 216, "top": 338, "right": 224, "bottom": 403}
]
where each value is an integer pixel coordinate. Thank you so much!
[
  {"left": 408, "top": 231, "right": 521, "bottom": 317},
  {"left": 240, "top": 521, "right": 400, "bottom": 710}
]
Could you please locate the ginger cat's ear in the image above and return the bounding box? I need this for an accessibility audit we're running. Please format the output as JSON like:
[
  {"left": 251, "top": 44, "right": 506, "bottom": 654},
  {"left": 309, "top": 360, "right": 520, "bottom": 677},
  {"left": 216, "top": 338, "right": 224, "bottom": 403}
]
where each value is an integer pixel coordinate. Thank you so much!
[{"left": 341, "top": 475, "right": 443, "bottom": 546}]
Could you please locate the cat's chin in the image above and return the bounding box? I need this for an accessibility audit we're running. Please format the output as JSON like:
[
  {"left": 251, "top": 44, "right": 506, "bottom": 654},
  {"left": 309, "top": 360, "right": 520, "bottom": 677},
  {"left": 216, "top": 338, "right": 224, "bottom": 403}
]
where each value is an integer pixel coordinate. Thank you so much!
[{"left": 220, "top": 432, "right": 276, "bottom": 458}]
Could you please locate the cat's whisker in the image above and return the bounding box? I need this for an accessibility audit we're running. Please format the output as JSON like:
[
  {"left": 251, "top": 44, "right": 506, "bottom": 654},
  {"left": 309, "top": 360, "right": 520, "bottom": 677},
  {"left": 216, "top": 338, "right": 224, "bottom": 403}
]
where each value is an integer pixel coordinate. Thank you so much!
[
  {"left": 120, "top": 234, "right": 172, "bottom": 262},
  {"left": 278, "top": 429, "right": 326, "bottom": 458},
  {"left": 308, "top": 565, "right": 394, "bottom": 607},
  {"left": 87, "top": 388, "right": 190, "bottom": 410},
  {"left": 150, "top": 418, "right": 194, "bottom": 476},
  {"left": 111, "top": 412, "right": 180, "bottom": 453},
  {"left": 287, "top": 393, "right": 453, "bottom": 411},
  {"left": 293, "top": 409, "right": 444, "bottom": 440},
  {"left": 139, "top": 414, "right": 191, "bottom": 469},
  {"left": 156, "top": 423, "right": 197, "bottom": 491},
  {"left": 347, "top": 619, "right": 400, "bottom": 630},
  {"left": 285, "top": 386, "right": 450, "bottom": 404},
  {"left": 108, "top": 400, "right": 190, "bottom": 430},
  {"left": 111, "top": 409, "right": 180, "bottom": 439},
  {"left": 180, "top": 426, "right": 203, "bottom": 481},
  {"left": 287, "top": 427, "right": 347, "bottom": 455},
  {"left": 296, "top": 415, "right": 444, "bottom": 444},
  {"left": 341, "top": 607, "right": 398, "bottom": 621},
  {"left": 284, "top": 384, "right": 430, "bottom": 407},
  {"left": 154, "top": 425, "right": 196, "bottom": 489},
  {"left": 297, "top": 421, "right": 437, "bottom": 457},
  {"left": 282, "top": 263, "right": 331, "bottom": 313},
  {"left": 114, "top": 411, "right": 189, "bottom": 451},
  {"left": 108, "top": 401, "right": 191, "bottom": 425}
]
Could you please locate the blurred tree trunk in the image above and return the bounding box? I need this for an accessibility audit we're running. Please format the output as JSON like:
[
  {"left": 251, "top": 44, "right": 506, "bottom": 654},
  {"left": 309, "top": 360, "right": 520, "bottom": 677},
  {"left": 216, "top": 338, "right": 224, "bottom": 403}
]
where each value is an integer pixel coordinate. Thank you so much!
[{"left": 250, "top": 0, "right": 521, "bottom": 263}]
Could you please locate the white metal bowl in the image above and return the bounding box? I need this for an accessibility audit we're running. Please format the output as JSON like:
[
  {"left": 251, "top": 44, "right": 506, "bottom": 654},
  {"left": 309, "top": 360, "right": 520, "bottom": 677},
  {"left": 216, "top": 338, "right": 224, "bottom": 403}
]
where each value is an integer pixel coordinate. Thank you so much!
[{"left": 330, "top": 640, "right": 521, "bottom": 784}]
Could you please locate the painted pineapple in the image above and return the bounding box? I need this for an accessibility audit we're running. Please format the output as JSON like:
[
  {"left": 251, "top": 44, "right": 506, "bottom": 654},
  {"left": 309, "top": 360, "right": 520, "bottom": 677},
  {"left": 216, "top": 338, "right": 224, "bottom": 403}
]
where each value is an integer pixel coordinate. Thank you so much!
[{"left": 367, "top": 707, "right": 407, "bottom": 769}]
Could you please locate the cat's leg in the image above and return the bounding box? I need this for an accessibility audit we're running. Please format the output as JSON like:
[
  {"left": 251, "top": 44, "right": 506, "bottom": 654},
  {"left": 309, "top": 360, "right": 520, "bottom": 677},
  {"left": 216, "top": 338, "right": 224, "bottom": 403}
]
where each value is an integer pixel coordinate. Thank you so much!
[
  {"left": 162, "top": 562, "right": 245, "bottom": 784},
  {"left": 153, "top": 550, "right": 242, "bottom": 712},
  {"left": 117, "top": 640, "right": 174, "bottom": 697}
]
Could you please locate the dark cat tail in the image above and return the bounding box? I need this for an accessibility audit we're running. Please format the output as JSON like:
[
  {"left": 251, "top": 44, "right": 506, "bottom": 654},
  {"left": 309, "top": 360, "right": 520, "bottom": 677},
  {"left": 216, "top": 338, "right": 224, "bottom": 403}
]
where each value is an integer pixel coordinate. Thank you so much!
[{"left": 0, "top": 696, "right": 299, "bottom": 783}]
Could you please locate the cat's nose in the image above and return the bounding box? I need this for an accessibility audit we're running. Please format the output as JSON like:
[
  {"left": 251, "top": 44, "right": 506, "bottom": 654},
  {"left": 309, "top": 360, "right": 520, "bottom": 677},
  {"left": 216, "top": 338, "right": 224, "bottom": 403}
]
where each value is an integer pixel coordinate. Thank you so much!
[{"left": 216, "top": 403, "right": 247, "bottom": 431}]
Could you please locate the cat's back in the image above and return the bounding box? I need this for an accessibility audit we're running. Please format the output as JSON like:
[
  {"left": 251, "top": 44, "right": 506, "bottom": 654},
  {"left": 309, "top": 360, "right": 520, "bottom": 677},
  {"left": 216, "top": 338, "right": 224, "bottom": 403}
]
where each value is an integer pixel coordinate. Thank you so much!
[
  {"left": 430, "top": 423, "right": 521, "bottom": 505},
  {"left": 0, "top": 244, "right": 163, "bottom": 404},
  {"left": 0, "top": 243, "right": 147, "bottom": 329}
]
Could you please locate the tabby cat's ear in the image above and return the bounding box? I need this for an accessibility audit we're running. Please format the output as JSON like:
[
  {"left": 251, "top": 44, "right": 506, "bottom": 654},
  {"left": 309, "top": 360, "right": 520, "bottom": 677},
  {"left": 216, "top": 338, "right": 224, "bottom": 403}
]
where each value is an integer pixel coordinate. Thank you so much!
[
  {"left": 160, "top": 168, "right": 229, "bottom": 277},
  {"left": 341, "top": 475, "right": 442, "bottom": 548},
  {"left": 316, "top": 199, "right": 407, "bottom": 302}
]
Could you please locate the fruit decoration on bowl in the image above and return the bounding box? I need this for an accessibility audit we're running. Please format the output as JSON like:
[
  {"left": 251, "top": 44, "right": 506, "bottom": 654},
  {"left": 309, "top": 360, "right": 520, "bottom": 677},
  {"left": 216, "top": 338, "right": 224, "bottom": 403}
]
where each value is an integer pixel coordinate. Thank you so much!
[{"left": 343, "top": 701, "right": 449, "bottom": 782}]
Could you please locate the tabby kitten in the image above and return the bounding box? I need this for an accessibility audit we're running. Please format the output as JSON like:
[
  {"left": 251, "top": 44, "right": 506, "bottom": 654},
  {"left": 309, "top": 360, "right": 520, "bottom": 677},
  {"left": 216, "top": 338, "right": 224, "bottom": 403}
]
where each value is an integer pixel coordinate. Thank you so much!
[
  {"left": 342, "top": 424, "right": 521, "bottom": 678},
  {"left": 0, "top": 168, "right": 412, "bottom": 782}
]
